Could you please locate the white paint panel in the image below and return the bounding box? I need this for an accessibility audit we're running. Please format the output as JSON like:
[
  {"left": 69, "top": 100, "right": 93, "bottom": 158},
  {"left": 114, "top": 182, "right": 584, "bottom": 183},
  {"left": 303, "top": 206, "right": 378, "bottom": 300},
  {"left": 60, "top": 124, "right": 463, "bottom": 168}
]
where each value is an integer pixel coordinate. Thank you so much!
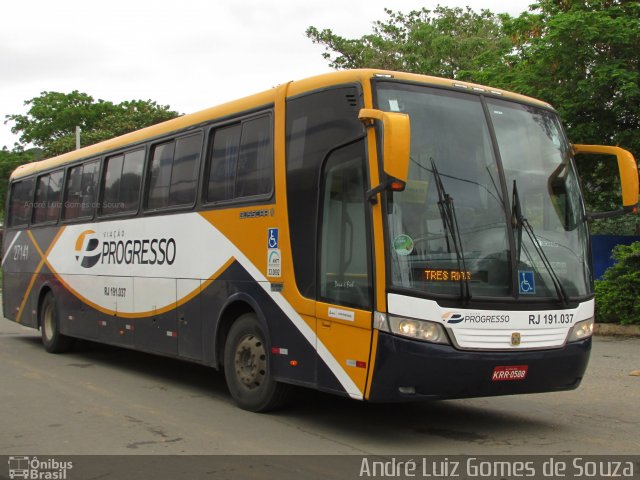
[
  {"left": 47, "top": 214, "right": 233, "bottom": 314},
  {"left": 133, "top": 277, "right": 175, "bottom": 314},
  {"left": 387, "top": 293, "right": 594, "bottom": 350},
  {"left": 103, "top": 276, "right": 134, "bottom": 313}
]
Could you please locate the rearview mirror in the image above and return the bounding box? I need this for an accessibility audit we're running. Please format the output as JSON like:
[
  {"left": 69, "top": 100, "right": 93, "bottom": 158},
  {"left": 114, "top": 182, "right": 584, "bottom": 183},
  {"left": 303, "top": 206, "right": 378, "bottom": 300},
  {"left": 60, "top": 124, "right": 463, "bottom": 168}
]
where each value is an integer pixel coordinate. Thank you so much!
[
  {"left": 359, "top": 108, "right": 410, "bottom": 200},
  {"left": 572, "top": 144, "right": 639, "bottom": 219}
]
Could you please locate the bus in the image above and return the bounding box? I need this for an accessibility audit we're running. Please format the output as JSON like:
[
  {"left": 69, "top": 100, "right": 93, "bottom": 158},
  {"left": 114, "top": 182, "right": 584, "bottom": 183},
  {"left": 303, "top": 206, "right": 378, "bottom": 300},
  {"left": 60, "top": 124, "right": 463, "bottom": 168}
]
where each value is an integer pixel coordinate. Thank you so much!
[{"left": 3, "top": 70, "right": 638, "bottom": 412}]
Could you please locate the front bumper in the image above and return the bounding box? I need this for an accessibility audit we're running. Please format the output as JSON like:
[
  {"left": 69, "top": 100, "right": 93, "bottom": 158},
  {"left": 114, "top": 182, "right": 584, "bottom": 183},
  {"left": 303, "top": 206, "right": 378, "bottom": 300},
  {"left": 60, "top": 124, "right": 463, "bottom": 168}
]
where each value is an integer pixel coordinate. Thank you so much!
[{"left": 367, "top": 331, "right": 591, "bottom": 402}]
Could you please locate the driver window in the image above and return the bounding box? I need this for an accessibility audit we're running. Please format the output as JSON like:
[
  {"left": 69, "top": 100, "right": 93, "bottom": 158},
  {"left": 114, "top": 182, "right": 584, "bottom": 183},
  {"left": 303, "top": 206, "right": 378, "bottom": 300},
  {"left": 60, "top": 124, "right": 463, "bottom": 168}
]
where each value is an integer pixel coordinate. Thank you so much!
[{"left": 318, "top": 141, "right": 371, "bottom": 309}]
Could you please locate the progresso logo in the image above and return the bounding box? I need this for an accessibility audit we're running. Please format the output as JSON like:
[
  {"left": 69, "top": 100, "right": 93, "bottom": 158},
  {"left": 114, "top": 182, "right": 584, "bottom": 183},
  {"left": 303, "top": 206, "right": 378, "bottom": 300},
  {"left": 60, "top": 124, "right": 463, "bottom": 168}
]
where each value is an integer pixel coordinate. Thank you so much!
[
  {"left": 442, "top": 312, "right": 464, "bottom": 324},
  {"left": 74, "top": 230, "right": 101, "bottom": 268},
  {"left": 442, "top": 311, "right": 511, "bottom": 324},
  {"left": 73, "top": 230, "right": 176, "bottom": 268}
]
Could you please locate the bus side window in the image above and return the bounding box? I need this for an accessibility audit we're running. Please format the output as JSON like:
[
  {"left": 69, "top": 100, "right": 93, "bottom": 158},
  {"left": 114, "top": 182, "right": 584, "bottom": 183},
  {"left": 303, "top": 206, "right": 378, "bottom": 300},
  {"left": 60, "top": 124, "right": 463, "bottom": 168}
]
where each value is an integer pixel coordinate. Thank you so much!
[
  {"left": 147, "top": 133, "right": 202, "bottom": 210},
  {"left": 8, "top": 178, "right": 35, "bottom": 227},
  {"left": 318, "top": 141, "right": 371, "bottom": 309},
  {"left": 120, "top": 150, "right": 144, "bottom": 211},
  {"left": 236, "top": 116, "right": 273, "bottom": 198},
  {"left": 148, "top": 141, "right": 176, "bottom": 209},
  {"left": 32, "top": 170, "right": 64, "bottom": 225},
  {"left": 207, "top": 124, "right": 241, "bottom": 203},
  {"left": 205, "top": 113, "right": 273, "bottom": 204},
  {"left": 170, "top": 134, "right": 202, "bottom": 206},
  {"left": 63, "top": 160, "right": 99, "bottom": 220},
  {"left": 102, "top": 154, "right": 124, "bottom": 215},
  {"left": 101, "top": 149, "right": 144, "bottom": 215}
]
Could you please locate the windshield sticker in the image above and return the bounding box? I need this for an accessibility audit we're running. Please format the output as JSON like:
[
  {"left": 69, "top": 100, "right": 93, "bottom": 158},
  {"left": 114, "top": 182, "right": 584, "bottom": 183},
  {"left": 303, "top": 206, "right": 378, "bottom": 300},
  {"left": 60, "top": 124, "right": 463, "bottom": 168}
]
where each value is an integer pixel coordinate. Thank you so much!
[
  {"left": 393, "top": 234, "right": 414, "bottom": 256},
  {"left": 267, "top": 228, "right": 279, "bottom": 248},
  {"left": 519, "top": 270, "right": 536, "bottom": 294},
  {"left": 267, "top": 249, "right": 281, "bottom": 277},
  {"left": 402, "top": 180, "right": 429, "bottom": 204}
]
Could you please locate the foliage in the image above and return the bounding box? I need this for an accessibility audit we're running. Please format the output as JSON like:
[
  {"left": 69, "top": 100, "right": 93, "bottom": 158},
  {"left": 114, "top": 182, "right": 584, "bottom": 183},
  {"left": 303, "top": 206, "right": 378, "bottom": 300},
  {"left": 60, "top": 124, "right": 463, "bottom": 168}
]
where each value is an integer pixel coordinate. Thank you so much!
[
  {"left": 498, "top": 1, "right": 640, "bottom": 153},
  {"left": 5, "top": 91, "right": 180, "bottom": 157},
  {"left": 307, "top": 6, "right": 512, "bottom": 80},
  {"left": 497, "top": 0, "right": 640, "bottom": 233},
  {"left": 595, "top": 242, "right": 640, "bottom": 325}
]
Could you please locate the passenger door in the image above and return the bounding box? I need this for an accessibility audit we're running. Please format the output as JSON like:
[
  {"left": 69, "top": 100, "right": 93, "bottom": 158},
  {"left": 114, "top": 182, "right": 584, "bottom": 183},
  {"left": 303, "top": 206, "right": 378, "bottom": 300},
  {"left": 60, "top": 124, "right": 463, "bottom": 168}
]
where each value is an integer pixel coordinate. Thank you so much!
[{"left": 316, "top": 140, "right": 373, "bottom": 398}]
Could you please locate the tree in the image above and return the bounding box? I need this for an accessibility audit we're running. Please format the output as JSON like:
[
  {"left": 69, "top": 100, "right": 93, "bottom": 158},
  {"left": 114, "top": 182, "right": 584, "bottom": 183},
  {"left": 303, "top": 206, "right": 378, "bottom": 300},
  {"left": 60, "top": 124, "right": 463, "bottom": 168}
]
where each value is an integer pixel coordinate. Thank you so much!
[
  {"left": 498, "top": 0, "right": 639, "bottom": 157},
  {"left": 307, "top": 6, "right": 511, "bottom": 81},
  {"left": 595, "top": 241, "right": 640, "bottom": 325},
  {"left": 5, "top": 91, "right": 180, "bottom": 157},
  {"left": 495, "top": 0, "right": 640, "bottom": 232}
]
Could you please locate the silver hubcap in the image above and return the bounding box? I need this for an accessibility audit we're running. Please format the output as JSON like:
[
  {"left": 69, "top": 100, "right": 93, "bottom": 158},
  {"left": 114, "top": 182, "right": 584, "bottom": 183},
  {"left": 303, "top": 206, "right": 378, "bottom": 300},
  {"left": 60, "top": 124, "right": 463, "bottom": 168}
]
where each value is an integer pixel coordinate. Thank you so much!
[
  {"left": 234, "top": 334, "right": 266, "bottom": 389},
  {"left": 43, "top": 303, "right": 54, "bottom": 341}
]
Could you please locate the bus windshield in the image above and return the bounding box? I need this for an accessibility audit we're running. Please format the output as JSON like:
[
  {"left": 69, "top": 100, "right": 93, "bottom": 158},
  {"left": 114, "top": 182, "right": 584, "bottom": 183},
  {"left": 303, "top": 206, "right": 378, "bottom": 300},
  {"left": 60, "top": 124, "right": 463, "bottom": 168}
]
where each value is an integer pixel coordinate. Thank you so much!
[{"left": 376, "top": 82, "right": 592, "bottom": 300}]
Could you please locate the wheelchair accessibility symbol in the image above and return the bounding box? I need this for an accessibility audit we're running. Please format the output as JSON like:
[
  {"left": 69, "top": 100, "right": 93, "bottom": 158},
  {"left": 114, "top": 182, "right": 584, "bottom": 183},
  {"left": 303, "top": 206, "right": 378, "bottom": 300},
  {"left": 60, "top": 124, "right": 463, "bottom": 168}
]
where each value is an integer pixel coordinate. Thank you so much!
[
  {"left": 519, "top": 270, "right": 535, "bottom": 294},
  {"left": 268, "top": 228, "right": 279, "bottom": 249}
]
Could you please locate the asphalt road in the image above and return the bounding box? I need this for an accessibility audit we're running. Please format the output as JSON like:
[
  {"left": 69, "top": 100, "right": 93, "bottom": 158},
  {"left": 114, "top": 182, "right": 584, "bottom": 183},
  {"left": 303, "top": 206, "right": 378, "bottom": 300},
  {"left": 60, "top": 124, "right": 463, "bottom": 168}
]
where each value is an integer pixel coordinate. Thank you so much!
[{"left": 1, "top": 315, "right": 639, "bottom": 456}]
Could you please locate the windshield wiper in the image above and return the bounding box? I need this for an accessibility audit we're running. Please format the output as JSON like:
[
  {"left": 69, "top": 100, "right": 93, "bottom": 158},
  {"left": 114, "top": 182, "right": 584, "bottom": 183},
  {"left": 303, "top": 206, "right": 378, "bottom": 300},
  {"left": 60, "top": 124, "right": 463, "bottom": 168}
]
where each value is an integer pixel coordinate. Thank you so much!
[
  {"left": 431, "top": 159, "right": 472, "bottom": 303},
  {"left": 511, "top": 180, "right": 524, "bottom": 265},
  {"left": 511, "top": 180, "right": 569, "bottom": 305}
]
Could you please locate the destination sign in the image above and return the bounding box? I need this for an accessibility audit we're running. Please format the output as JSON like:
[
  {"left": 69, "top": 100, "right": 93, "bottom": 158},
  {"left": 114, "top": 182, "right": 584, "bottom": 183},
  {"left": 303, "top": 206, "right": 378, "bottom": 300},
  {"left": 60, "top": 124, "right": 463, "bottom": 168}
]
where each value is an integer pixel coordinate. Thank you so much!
[{"left": 423, "top": 268, "right": 472, "bottom": 282}]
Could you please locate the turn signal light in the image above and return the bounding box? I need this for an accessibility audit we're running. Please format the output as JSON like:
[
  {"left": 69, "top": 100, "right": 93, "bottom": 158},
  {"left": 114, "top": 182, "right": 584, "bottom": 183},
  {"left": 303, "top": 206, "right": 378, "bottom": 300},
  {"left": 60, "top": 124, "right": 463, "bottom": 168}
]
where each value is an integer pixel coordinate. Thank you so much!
[{"left": 390, "top": 180, "right": 406, "bottom": 191}]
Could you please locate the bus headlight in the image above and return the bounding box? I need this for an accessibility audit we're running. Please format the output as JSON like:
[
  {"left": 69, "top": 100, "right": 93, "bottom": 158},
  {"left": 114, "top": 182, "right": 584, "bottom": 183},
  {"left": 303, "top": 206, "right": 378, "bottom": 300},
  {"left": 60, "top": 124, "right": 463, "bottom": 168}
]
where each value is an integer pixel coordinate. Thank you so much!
[
  {"left": 567, "top": 317, "right": 594, "bottom": 342},
  {"left": 388, "top": 316, "right": 450, "bottom": 345}
]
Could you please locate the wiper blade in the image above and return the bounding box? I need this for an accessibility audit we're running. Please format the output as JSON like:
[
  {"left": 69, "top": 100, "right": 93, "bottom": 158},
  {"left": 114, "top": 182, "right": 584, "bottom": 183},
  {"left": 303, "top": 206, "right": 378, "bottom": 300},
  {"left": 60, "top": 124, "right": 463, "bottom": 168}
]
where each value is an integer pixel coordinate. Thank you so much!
[
  {"left": 431, "top": 159, "right": 472, "bottom": 303},
  {"left": 512, "top": 180, "right": 569, "bottom": 305},
  {"left": 511, "top": 180, "right": 524, "bottom": 264}
]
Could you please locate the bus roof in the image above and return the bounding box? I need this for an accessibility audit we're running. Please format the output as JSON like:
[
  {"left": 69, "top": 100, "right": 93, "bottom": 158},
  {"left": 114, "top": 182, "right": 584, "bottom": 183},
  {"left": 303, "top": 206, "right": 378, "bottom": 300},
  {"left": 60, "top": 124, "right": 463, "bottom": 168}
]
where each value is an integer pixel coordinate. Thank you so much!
[{"left": 10, "top": 69, "right": 551, "bottom": 181}]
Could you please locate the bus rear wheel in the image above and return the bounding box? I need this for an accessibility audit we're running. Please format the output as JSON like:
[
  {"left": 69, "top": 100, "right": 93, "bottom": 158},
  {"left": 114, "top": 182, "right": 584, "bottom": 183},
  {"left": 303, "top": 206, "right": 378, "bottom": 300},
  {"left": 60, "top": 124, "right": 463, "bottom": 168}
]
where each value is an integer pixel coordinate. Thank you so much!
[
  {"left": 223, "top": 313, "right": 291, "bottom": 412},
  {"left": 40, "top": 292, "right": 73, "bottom": 353}
]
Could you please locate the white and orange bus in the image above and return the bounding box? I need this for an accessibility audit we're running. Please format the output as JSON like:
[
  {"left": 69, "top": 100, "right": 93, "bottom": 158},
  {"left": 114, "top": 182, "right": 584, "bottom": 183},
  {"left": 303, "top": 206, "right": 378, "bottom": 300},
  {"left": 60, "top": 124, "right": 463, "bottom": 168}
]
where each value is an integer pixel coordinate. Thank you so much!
[{"left": 3, "top": 70, "right": 638, "bottom": 411}]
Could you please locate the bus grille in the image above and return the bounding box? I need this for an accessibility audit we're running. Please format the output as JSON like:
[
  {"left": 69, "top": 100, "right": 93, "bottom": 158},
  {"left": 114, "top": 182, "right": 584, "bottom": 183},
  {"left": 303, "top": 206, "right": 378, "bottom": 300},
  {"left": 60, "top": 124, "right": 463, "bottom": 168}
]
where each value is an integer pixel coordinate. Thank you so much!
[{"left": 449, "top": 327, "right": 568, "bottom": 350}]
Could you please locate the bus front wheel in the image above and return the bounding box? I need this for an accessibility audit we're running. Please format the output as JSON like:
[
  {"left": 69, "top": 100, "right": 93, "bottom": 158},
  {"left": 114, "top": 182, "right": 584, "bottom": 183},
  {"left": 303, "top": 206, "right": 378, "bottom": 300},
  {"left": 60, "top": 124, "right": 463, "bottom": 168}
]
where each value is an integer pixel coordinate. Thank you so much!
[
  {"left": 40, "top": 292, "right": 73, "bottom": 353},
  {"left": 223, "top": 313, "right": 290, "bottom": 412}
]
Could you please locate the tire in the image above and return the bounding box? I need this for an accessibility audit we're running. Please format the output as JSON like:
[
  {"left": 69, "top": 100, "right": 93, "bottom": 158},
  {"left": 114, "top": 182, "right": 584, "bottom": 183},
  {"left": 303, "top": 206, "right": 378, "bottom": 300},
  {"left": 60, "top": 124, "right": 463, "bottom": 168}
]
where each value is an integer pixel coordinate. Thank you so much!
[
  {"left": 223, "top": 313, "right": 291, "bottom": 412},
  {"left": 40, "top": 292, "right": 74, "bottom": 353}
]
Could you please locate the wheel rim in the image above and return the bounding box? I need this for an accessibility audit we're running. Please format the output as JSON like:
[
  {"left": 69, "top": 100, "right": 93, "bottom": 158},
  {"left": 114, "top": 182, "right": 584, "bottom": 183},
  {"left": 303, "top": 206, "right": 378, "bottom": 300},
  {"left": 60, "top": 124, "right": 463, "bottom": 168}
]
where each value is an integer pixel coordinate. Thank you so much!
[
  {"left": 43, "top": 302, "right": 55, "bottom": 341},
  {"left": 234, "top": 334, "right": 266, "bottom": 389}
]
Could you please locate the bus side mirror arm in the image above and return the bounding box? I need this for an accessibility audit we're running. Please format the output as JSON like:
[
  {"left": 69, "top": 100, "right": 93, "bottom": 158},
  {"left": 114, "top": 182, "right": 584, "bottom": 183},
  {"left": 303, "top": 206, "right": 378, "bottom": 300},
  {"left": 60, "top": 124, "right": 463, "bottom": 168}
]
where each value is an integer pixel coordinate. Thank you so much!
[
  {"left": 359, "top": 108, "right": 411, "bottom": 204},
  {"left": 587, "top": 209, "right": 634, "bottom": 221},
  {"left": 572, "top": 144, "right": 639, "bottom": 218},
  {"left": 366, "top": 179, "right": 398, "bottom": 205}
]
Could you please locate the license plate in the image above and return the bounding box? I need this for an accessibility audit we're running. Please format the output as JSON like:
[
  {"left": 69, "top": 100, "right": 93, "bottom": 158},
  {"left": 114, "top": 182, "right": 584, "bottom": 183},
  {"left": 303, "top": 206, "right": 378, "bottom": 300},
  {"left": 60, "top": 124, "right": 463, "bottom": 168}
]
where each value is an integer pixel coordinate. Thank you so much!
[{"left": 492, "top": 365, "right": 528, "bottom": 381}]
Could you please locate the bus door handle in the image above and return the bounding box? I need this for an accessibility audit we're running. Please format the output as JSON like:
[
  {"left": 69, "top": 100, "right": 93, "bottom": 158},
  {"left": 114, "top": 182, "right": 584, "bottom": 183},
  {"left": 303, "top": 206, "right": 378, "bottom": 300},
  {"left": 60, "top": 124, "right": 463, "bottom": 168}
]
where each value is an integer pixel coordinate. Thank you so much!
[{"left": 321, "top": 320, "right": 331, "bottom": 328}]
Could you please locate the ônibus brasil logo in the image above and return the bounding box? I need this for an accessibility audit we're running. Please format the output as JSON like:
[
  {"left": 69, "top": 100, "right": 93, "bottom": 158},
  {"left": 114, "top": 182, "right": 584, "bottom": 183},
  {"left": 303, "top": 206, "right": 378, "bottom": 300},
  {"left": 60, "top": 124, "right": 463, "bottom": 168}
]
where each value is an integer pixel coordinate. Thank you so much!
[
  {"left": 73, "top": 230, "right": 177, "bottom": 269},
  {"left": 442, "top": 312, "right": 464, "bottom": 324}
]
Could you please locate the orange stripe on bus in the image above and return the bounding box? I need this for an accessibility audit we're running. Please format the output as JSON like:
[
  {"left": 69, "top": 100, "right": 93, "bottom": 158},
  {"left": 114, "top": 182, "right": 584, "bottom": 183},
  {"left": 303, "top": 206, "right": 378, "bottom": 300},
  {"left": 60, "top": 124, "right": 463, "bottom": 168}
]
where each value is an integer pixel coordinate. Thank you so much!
[{"left": 364, "top": 329, "right": 379, "bottom": 400}]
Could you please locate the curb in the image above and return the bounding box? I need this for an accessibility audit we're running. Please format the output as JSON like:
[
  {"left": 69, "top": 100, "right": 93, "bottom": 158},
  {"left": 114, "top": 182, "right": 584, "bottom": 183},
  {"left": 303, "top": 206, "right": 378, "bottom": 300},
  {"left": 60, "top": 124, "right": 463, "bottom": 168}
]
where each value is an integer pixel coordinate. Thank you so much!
[{"left": 594, "top": 323, "right": 640, "bottom": 337}]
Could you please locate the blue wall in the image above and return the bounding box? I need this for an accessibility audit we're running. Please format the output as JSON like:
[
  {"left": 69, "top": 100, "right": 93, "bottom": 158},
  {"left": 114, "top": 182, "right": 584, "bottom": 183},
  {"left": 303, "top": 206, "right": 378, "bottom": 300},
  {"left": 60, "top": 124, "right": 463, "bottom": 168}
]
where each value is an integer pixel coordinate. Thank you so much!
[{"left": 591, "top": 235, "right": 640, "bottom": 279}]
